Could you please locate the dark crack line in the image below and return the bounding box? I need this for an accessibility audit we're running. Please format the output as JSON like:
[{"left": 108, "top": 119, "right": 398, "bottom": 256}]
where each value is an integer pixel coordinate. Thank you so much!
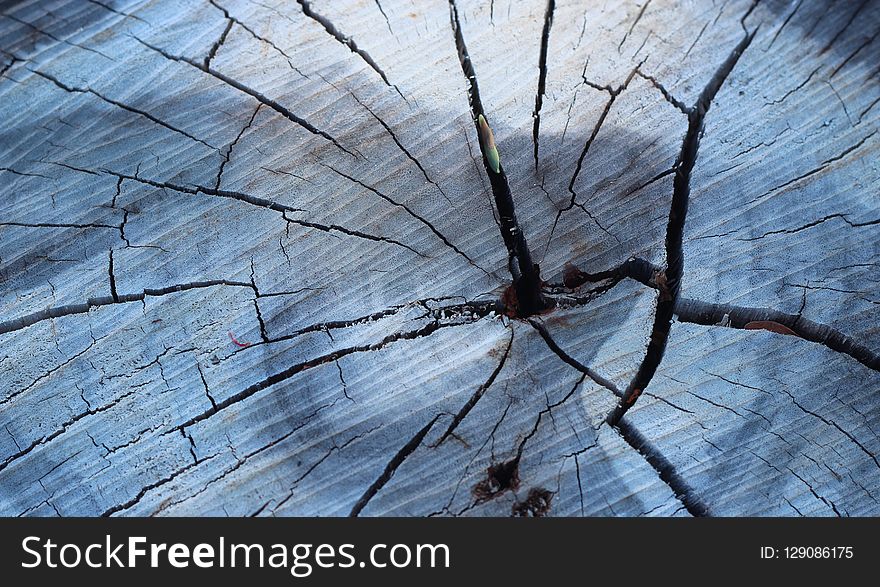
[
  {"left": 282, "top": 211, "right": 424, "bottom": 258},
  {"left": 824, "top": 129, "right": 877, "bottom": 165},
  {"left": 108, "top": 249, "right": 119, "bottom": 301},
  {"left": 170, "top": 319, "right": 476, "bottom": 434},
  {"left": 103, "top": 425, "right": 161, "bottom": 455},
  {"left": 607, "top": 25, "right": 756, "bottom": 426},
  {"left": 787, "top": 282, "right": 879, "bottom": 306},
  {"left": 40, "top": 161, "right": 307, "bottom": 215},
  {"left": 156, "top": 398, "right": 340, "bottom": 515},
  {"left": 29, "top": 68, "right": 216, "bottom": 150},
  {"left": 349, "top": 414, "right": 442, "bottom": 516},
  {"left": 132, "top": 172, "right": 418, "bottom": 254},
  {"left": 432, "top": 400, "right": 510, "bottom": 517},
  {"left": 27, "top": 161, "right": 420, "bottom": 256},
  {"left": 614, "top": 167, "right": 677, "bottom": 206},
  {"left": 545, "top": 66, "right": 643, "bottom": 250},
  {"left": 0, "top": 54, "right": 19, "bottom": 78},
  {"left": 684, "top": 20, "right": 710, "bottom": 58},
  {"left": 372, "top": 0, "right": 394, "bottom": 36},
  {"left": 746, "top": 130, "right": 877, "bottom": 206},
  {"left": 129, "top": 34, "right": 355, "bottom": 157},
  {"left": 204, "top": 15, "right": 233, "bottom": 69},
  {"left": 644, "top": 390, "right": 700, "bottom": 419},
  {"left": 635, "top": 69, "right": 691, "bottom": 114},
  {"left": 820, "top": 0, "right": 871, "bottom": 54},
  {"left": 766, "top": 0, "right": 802, "bottom": 50},
  {"left": 216, "top": 103, "right": 261, "bottom": 190},
  {"left": 101, "top": 453, "right": 219, "bottom": 516},
  {"left": 209, "top": 0, "right": 310, "bottom": 78},
  {"left": 0, "top": 280, "right": 252, "bottom": 336},
  {"left": 827, "top": 80, "right": 856, "bottom": 126},
  {"left": 769, "top": 388, "right": 878, "bottom": 470},
  {"left": 448, "top": 0, "right": 546, "bottom": 316},
  {"left": 249, "top": 297, "right": 500, "bottom": 350},
  {"left": 0, "top": 166, "right": 52, "bottom": 179},
  {"left": 858, "top": 94, "right": 880, "bottom": 125},
  {"left": 249, "top": 259, "right": 269, "bottom": 343},
  {"left": 347, "top": 90, "right": 451, "bottom": 203},
  {"left": 294, "top": 0, "right": 406, "bottom": 101},
  {"left": 434, "top": 332, "right": 513, "bottom": 446},
  {"left": 3, "top": 13, "right": 116, "bottom": 62},
  {"left": 0, "top": 382, "right": 137, "bottom": 475},
  {"left": 0, "top": 221, "right": 117, "bottom": 230},
  {"left": 205, "top": 0, "right": 235, "bottom": 69},
  {"left": 321, "top": 164, "right": 486, "bottom": 274},
  {"left": 267, "top": 423, "right": 383, "bottom": 515},
  {"left": 465, "top": 374, "right": 596, "bottom": 511},
  {"left": 674, "top": 297, "right": 880, "bottom": 373},
  {"left": 465, "top": 375, "right": 588, "bottom": 511},
  {"left": 765, "top": 65, "right": 822, "bottom": 106},
  {"left": 736, "top": 212, "right": 879, "bottom": 242},
  {"left": 546, "top": 278, "right": 624, "bottom": 309},
  {"left": 197, "top": 364, "right": 218, "bottom": 411},
  {"left": 532, "top": 0, "right": 555, "bottom": 170},
  {"left": 528, "top": 318, "right": 622, "bottom": 397},
  {"left": 0, "top": 336, "right": 101, "bottom": 407},
  {"left": 779, "top": 464, "right": 842, "bottom": 517},
  {"left": 618, "top": 0, "right": 653, "bottom": 52},
  {"left": 566, "top": 86, "right": 617, "bottom": 197},
  {"left": 335, "top": 360, "right": 353, "bottom": 402},
  {"left": 612, "top": 417, "right": 710, "bottom": 516}
]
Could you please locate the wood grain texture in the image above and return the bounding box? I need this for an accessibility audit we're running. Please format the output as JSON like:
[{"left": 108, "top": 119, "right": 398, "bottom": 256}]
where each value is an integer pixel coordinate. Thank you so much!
[{"left": 0, "top": 0, "right": 877, "bottom": 517}]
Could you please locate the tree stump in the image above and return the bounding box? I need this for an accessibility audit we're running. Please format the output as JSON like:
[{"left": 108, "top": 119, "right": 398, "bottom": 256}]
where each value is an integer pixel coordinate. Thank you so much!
[{"left": 0, "top": 0, "right": 878, "bottom": 517}]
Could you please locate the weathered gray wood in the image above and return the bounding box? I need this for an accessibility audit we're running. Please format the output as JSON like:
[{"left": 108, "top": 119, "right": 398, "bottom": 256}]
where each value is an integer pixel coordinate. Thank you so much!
[{"left": 0, "top": 0, "right": 877, "bottom": 517}]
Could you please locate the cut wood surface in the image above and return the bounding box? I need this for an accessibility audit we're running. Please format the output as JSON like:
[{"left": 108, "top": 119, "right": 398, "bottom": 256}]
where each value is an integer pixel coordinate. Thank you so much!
[{"left": 0, "top": 0, "right": 878, "bottom": 516}]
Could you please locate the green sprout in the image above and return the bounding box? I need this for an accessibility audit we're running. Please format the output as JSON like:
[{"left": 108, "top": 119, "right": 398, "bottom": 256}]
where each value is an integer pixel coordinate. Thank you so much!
[{"left": 478, "top": 114, "right": 501, "bottom": 173}]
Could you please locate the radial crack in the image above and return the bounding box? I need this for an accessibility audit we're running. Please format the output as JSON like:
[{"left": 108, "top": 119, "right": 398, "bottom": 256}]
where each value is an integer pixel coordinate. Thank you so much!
[
  {"left": 528, "top": 318, "right": 622, "bottom": 397},
  {"left": 171, "top": 318, "right": 480, "bottom": 433},
  {"left": 129, "top": 34, "right": 355, "bottom": 157},
  {"left": 607, "top": 25, "right": 756, "bottom": 426},
  {"left": 545, "top": 65, "right": 643, "bottom": 250},
  {"left": 29, "top": 69, "right": 216, "bottom": 150},
  {"left": 674, "top": 297, "right": 880, "bottom": 372},
  {"left": 448, "top": 0, "right": 547, "bottom": 316},
  {"left": 612, "top": 418, "right": 710, "bottom": 516},
  {"left": 0, "top": 280, "right": 252, "bottom": 335},
  {"left": 434, "top": 332, "right": 513, "bottom": 446},
  {"left": 3, "top": 13, "right": 116, "bottom": 61},
  {"left": 215, "top": 103, "right": 261, "bottom": 190},
  {"left": 347, "top": 90, "right": 451, "bottom": 203},
  {"left": 294, "top": 0, "right": 406, "bottom": 101},
  {"left": 349, "top": 414, "right": 442, "bottom": 516},
  {"left": 618, "top": 0, "right": 653, "bottom": 52},
  {"left": 322, "top": 164, "right": 486, "bottom": 274},
  {"left": 532, "top": 0, "right": 555, "bottom": 170}
]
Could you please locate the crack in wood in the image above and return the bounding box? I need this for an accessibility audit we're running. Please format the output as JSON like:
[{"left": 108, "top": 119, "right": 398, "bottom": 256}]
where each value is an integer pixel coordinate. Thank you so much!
[
  {"left": 448, "top": 0, "right": 547, "bottom": 316},
  {"left": 3, "top": 0, "right": 879, "bottom": 518},
  {"left": 675, "top": 298, "right": 880, "bottom": 372},
  {"left": 294, "top": 0, "right": 406, "bottom": 101},
  {"left": 349, "top": 414, "right": 442, "bottom": 516},
  {"left": 607, "top": 24, "right": 757, "bottom": 427},
  {"left": 29, "top": 68, "right": 216, "bottom": 150},
  {"left": 612, "top": 418, "right": 710, "bottom": 516},
  {"left": 129, "top": 34, "right": 356, "bottom": 157},
  {"left": 434, "top": 331, "right": 514, "bottom": 447},
  {"left": 532, "top": 0, "right": 555, "bottom": 170},
  {"left": 321, "top": 163, "right": 488, "bottom": 274}
]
